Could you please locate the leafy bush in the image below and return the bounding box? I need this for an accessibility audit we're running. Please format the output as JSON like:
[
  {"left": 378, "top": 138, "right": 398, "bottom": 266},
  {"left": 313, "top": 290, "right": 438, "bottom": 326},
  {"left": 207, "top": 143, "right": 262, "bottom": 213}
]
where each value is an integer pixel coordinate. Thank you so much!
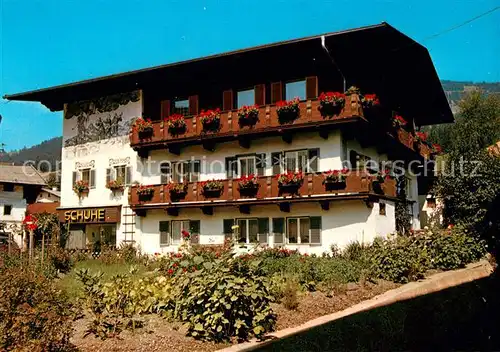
[
  {"left": 48, "top": 246, "right": 73, "bottom": 273},
  {"left": 281, "top": 280, "right": 300, "bottom": 310},
  {"left": 343, "top": 241, "right": 371, "bottom": 261},
  {"left": 0, "top": 267, "right": 75, "bottom": 351}
]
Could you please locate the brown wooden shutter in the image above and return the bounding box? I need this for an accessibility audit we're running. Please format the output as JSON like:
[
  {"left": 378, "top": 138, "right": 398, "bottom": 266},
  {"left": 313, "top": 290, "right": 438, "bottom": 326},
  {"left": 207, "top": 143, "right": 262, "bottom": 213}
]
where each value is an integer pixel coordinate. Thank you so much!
[
  {"left": 310, "top": 216, "right": 322, "bottom": 245},
  {"left": 272, "top": 218, "right": 285, "bottom": 245},
  {"left": 254, "top": 84, "right": 266, "bottom": 106},
  {"left": 270, "top": 82, "right": 283, "bottom": 104},
  {"left": 160, "top": 100, "right": 171, "bottom": 119},
  {"left": 190, "top": 220, "right": 201, "bottom": 244},
  {"left": 188, "top": 95, "right": 199, "bottom": 116},
  {"left": 258, "top": 218, "right": 269, "bottom": 244},
  {"left": 222, "top": 90, "right": 234, "bottom": 111},
  {"left": 306, "top": 76, "right": 318, "bottom": 99}
]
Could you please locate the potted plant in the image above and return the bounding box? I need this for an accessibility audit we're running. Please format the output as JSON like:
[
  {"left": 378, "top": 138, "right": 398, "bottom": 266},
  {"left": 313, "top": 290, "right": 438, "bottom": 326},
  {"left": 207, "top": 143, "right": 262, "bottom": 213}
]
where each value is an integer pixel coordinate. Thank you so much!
[
  {"left": 238, "top": 174, "right": 260, "bottom": 197},
  {"left": 345, "top": 86, "right": 360, "bottom": 95},
  {"left": 277, "top": 171, "right": 304, "bottom": 195},
  {"left": 199, "top": 109, "right": 221, "bottom": 132},
  {"left": 414, "top": 131, "right": 428, "bottom": 143},
  {"left": 132, "top": 117, "right": 154, "bottom": 139},
  {"left": 166, "top": 114, "right": 187, "bottom": 136},
  {"left": 432, "top": 143, "right": 442, "bottom": 155},
  {"left": 136, "top": 184, "right": 155, "bottom": 201},
  {"left": 106, "top": 179, "right": 124, "bottom": 193},
  {"left": 167, "top": 182, "right": 188, "bottom": 201},
  {"left": 361, "top": 94, "right": 380, "bottom": 109},
  {"left": 323, "top": 168, "right": 349, "bottom": 191},
  {"left": 276, "top": 98, "right": 300, "bottom": 124},
  {"left": 318, "top": 92, "right": 345, "bottom": 118},
  {"left": 392, "top": 115, "right": 407, "bottom": 129},
  {"left": 73, "top": 180, "right": 89, "bottom": 198},
  {"left": 200, "top": 179, "right": 224, "bottom": 197},
  {"left": 237, "top": 105, "right": 260, "bottom": 127}
]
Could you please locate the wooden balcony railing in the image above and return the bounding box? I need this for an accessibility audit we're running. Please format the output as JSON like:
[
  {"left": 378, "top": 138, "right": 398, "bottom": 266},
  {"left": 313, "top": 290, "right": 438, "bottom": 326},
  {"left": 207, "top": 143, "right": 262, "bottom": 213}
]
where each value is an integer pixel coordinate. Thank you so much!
[{"left": 129, "top": 172, "right": 397, "bottom": 209}]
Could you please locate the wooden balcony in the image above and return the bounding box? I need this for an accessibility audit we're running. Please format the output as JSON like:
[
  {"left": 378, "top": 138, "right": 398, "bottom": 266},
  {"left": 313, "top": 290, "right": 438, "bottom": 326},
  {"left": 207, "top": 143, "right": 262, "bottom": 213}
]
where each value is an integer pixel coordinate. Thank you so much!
[
  {"left": 130, "top": 94, "right": 432, "bottom": 160},
  {"left": 129, "top": 172, "right": 397, "bottom": 214}
]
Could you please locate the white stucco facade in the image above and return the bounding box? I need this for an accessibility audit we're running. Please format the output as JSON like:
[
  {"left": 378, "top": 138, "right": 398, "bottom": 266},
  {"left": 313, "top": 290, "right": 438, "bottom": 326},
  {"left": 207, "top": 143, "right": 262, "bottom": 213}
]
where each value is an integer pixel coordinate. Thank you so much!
[
  {"left": 59, "top": 90, "right": 419, "bottom": 254},
  {"left": 0, "top": 185, "right": 27, "bottom": 246}
]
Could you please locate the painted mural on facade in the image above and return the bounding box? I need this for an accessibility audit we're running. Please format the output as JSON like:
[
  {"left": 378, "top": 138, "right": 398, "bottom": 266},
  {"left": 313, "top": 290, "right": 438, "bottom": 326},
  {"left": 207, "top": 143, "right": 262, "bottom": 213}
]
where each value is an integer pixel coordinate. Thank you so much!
[{"left": 64, "top": 90, "right": 140, "bottom": 147}]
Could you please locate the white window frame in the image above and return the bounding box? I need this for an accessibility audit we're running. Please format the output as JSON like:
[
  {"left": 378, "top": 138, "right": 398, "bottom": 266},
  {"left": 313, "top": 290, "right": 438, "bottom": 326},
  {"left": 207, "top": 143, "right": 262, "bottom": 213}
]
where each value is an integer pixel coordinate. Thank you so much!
[
  {"left": 236, "top": 218, "right": 259, "bottom": 244},
  {"left": 171, "top": 220, "right": 190, "bottom": 245},
  {"left": 237, "top": 155, "right": 257, "bottom": 178},
  {"left": 286, "top": 217, "right": 311, "bottom": 244},
  {"left": 284, "top": 149, "right": 309, "bottom": 173},
  {"left": 80, "top": 168, "right": 91, "bottom": 184}
]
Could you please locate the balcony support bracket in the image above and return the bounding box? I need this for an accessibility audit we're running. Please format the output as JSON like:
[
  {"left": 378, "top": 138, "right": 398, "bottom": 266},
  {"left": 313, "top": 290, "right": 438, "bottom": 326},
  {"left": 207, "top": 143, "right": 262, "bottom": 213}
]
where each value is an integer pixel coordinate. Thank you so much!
[
  {"left": 319, "top": 129, "right": 329, "bottom": 140},
  {"left": 320, "top": 200, "right": 330, "bottom": 211},
  {"left": 238, "top": 137, "right": 251, "bottom": 149},
  {"left": 238, "top": 204, "right": 251, "bottom": 214},
  {"left": 137, "top": 149, "right": 149, "bottom": 159},
  {"left": 135, "top": 209, "right": 147, "bottom": 217},
  {"left": 202, "top": 141, "right": 216, "bottom": 152},
  {"left": 166, "top": 208, "right": 179, "bottom": 217},
  {"left": 201, "top": 206, "right": 214, "bottom": 216},
  {"left": 281, "top": 132, "right": 293, "bottom": 144},
  {"left": 168, "top": 145, "right": 181, "bottom": 156},
  {"left": 279, "top": 202, "right": 291, "bottom": 213}
]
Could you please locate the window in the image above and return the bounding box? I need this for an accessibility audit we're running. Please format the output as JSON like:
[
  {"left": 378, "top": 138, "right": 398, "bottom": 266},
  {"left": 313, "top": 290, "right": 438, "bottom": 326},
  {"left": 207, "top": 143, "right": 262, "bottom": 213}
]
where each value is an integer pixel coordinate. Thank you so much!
[
  {"left": 159, "top": 220, "right": 200, "bottom": 246},
  {"left": 286, "top": 216, "right": 321, "bottom": 245},
  {"left": 81, "top": 169, "right": 90, "bottom": 184},
  {"left": 171, "top": 220, "right": 190, "bottom": 245},
  {"left": 285, "top": 80, "right": 306, "bottom": 101},
  {"left": 284, "top": 150, "right": 309, "bottom": 172},
  {"left": 237, "top": 89, "right": 255, "bottom": 108},
  {"left": 173, "top": 99, "right": 189, "bottom": 115},
  {"left": 272, "top": 149, "right": 319, "bottom": 174},
  {"left": 3, "top": 184, "right": 14, "bottom": 192},
  {"left": 349, "top": 150, "right": 372, "bottom": 170},
  {"left": 231, "top": 218, "right": 269, "bottom": 244},
  {"left": 3, "top": 205, "right": 12, "bottom": 216},
  {"left": 160, "top": 160, "right": 200, "bottom": 183},
  {"left": 379, "top": 202, "right": 386, "bottom": 216},
  {"left": 237, "top": 156, "right": 256, "bottom": 178},
  {"left": 73, "top": 168, "right": 96, "bottom": 189},
  {"left": 107, "top": 165, "right": 132, "bottom": 185},
  {"left": 237, "top": 219, "right": 258, "bottom": 244}
]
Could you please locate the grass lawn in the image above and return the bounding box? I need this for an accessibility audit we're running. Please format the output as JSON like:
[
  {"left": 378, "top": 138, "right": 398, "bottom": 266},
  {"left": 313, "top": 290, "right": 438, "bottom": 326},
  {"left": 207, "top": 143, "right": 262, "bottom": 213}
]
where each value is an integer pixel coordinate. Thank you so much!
[{"left": 57, "top": 259, "right": 147, "bottom": 300}]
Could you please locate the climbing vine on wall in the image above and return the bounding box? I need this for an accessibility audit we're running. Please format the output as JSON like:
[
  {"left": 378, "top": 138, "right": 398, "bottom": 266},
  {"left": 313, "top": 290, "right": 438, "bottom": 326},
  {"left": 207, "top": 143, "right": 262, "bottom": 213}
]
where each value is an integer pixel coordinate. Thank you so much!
[{"left": 395, "top": 176, "right": 412, "bottom": 234}]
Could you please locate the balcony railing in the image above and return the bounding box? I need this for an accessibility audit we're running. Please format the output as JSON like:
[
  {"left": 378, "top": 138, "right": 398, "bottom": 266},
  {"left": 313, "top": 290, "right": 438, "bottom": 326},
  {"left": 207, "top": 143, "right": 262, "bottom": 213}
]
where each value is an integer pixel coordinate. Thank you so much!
[
  {"left": 130, "top": 94, "right": 432, "bottom": 159},
  {"left": 129, "top": 172, "right": 397, "bottom": 209}
]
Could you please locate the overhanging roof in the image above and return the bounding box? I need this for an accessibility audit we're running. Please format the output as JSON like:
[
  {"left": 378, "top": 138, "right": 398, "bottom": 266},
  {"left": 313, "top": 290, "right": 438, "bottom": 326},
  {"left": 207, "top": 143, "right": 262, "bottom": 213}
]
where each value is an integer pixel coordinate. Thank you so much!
[{"left": 3, "top": 22, "right": 453, "bottom": 125}]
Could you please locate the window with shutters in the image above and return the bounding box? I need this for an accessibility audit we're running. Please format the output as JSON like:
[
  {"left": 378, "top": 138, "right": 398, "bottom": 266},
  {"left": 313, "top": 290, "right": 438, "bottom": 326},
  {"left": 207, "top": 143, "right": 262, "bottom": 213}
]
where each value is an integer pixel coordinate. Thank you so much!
[
  {"left": 285, "top": 80, "right": 306, "bottom": 101},
  {"left": 81, "top": 168, "right": 90, "bottom": 184},
  {"left": 173, "top": 99, "right": 189, "bottom": 115},
  {"left": 162, "top": 160, "right": 200, "bottom": 183},
  {"left": 272, "top": 149, "right": 319, "bottom": 174},
  {"left": 234, "top": 218, "right": 268, "bottom": 244},
  {"left": 237, "top": 156, "right": 256, "bottom": 178},
  {"left": 286, "top": 216, "right": 321, "bottom": 244},
  {"left": 349, "top": 150, "right": 372, "bottom": 170},
  {"left": 171, "top": 220, "right": 190, "bottom": 245},
  {"left": 237, "top": 89, "right": 255, "bottom": 108}
]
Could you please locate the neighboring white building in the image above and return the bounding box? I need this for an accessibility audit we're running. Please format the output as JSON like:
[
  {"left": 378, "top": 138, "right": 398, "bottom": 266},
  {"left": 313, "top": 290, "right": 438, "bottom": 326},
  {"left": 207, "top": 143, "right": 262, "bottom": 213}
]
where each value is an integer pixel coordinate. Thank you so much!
[
  {"left": 36, "top": 187, "right": 61, "bottom": 203},
  {"left": 0, "top": 164, "right": 47, "bottom": 247},
  {"left": 4, "top": 23, "right": 453, "bottom": 254}
]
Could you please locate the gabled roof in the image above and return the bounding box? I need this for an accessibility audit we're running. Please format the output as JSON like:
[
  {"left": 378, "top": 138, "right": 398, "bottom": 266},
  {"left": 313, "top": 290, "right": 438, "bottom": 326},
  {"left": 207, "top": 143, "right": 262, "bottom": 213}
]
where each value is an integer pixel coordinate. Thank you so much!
[
  {"left": 41, "top": 187, "right": 61, "bottom": 197},
  {"left": 3, "top": 22, "right": 453, "bottom": 125},
  {"left": 0, "top": 164, "right": 47, "bottom": 186}
]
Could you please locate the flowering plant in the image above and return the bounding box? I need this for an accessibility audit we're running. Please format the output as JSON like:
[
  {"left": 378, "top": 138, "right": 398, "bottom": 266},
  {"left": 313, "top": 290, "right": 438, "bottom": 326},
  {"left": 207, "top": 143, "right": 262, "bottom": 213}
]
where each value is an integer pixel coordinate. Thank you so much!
[
  {"left": 73, "top": 180, "right": 89, "bottom": 196},
  {"left": 432, "top": 143, "right": 442, "bottom": 154},
  {"left": 276, "top": 171, "right": 304, "bottom": 187},
  {"left": 318, "top": 92, "right": 345, "bottom": 117},
  {"left": 370, "top": 170, "right": 394, "bottom": 183},
  {"left": 200, "top": 179, "right": 224, "bottom": 194},
  {"left": 238, "top": 174, "right": 259, "bottom": 189},
  {"left": 106, "top": 179, "right": 124, "bottom": 192},
  {"left": 414, "top": 131, "right": 428, "bottom": 143},
  {"left": 323, "top": 168, "right": 349, "bottom": 184},
  {"left": 132, "top": 117, "right": 153, "bottom": 133},
  {"left": 181, "top": 230, "right": 191, "bottom": 241},
  {"left": 345, "top": 86, "right": 360, "bottom": 95},
  {"left": 361, "top": 94, "right": 380, "bottom": 108},
  {"left": 276, "top": 98, "right": 300, "bottom": 124},
  {"left": 237, "top": 105, "right": 259, "bottom": 127},
  {"left": 167, "top": 182, "right": 188, "bottom": 194},
  {"left": 392, "top": 115, "right": 407, "bottom": 128},
  {"left": 166, "top": 114, "right": 187, "bottom": 135},
  {"left": 136, "top": 184, "right": 155, "bottom": 196},
  {"left": 199, "top": 109, "right": 221, "bottom": 132}
]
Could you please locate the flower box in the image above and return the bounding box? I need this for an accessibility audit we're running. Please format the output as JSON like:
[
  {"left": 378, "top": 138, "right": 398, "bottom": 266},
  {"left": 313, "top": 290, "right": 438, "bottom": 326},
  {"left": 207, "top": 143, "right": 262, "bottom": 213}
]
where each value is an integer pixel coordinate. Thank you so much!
[
  {"left": 323, "top": 169, "right": 349, "bottom": 191},
  {"left": 132, "top": 117, "right": 154, "bottom": 139},
  {"left": 392, "top": 115, "right": 407, "bottom": 129},
  {"left": 345, "top": 86, "right": 360, "bottom": 95},
  {"left": 73, "top": 180, "right": 89, "bottom": 197},
  {"left": 167, "top": 182, "right": 188, "bottom": 201},
  {"left": 199, "top": 109, "right": 221, "bottom": 132},
  {"left": 200, "top": 179, "right": 224, "bottom": 198},
  {"left": 106, "top": 180, "right": 124, "bottom": 192},
  {"left": 237, "top": 105, "right": 260, "bottom": 127},
  {"left": 136, "top": 185, "right": 155, "bottom": 201},
  {"left": 370, "top": 171, "right": 393, "bottom": 195},
  {"left": 276, "top": 98, "right": 300, "bottom": 124},
  {"left": 166, "top": 114, "right": 187, "bottom": 136},
  {"left": 361, "top": 94, "right": 380, "bottom": 109},
  {"left": 318, "top": 92, "right": 345, "bottom": 118},
  {"left": 277, "top": 171, "right": 304, "bottom": 195},
  {"left": 238, "top": 174, "right": 260, "bottom": 197}
]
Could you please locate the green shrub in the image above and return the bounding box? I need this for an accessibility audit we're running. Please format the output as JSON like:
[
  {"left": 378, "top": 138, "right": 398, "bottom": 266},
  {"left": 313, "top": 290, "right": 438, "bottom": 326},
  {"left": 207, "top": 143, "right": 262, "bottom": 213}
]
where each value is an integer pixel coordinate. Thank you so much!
[
  {"left": 48, "top": 246, "right": 73, "bottom": 273},
  {"left": 281, "top": 280, "right": 300, "bottom": 310},
  {"left": 0, "top": 267, "right": 75, "bottom": 351},
  {"left": 343, "top": 241, "right": 371, "bottom": 261}
]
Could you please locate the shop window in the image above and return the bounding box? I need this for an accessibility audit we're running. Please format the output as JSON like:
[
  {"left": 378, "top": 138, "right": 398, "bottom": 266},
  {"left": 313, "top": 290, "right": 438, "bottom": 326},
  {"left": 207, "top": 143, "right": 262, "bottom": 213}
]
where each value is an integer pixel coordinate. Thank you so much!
[
  {"left": 285, "top": 80, "right": 306, "bottom": 101},
  {"left": 237, "top": 89, "right": 255, "bottom": 108},
  {"left": 3, "top": 205, "right": 12, "bottom": 216}
]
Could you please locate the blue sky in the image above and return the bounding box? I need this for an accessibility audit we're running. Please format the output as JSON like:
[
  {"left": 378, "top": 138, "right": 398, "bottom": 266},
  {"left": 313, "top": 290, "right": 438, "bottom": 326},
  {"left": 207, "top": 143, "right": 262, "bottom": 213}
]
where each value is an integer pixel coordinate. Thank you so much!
[{"left": 0, "top": 0, "right": 499, "bottom": 151}]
